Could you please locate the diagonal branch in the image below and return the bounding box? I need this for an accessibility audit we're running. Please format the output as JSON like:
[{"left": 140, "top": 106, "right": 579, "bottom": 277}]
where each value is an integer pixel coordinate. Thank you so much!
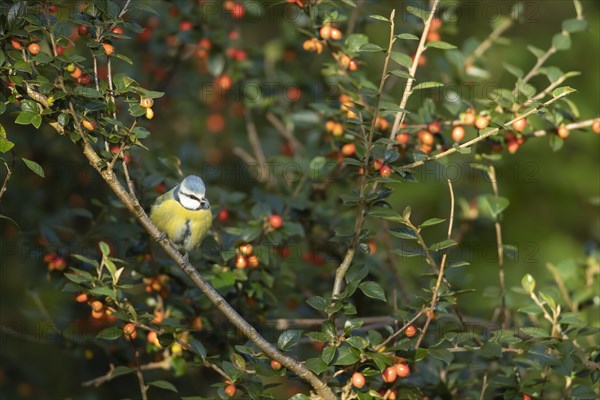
[
  {"left": 388, "top": 0, "right": 441, "bottom": 141},
  {"left": 400, "top": 92, "right": 573, "bottom": 170}
]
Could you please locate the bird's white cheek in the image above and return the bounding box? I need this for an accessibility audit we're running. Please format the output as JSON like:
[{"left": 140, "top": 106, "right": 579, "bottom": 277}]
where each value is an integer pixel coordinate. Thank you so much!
[{"left": 180, "top": 196, "right": 200, "bottom": 210}]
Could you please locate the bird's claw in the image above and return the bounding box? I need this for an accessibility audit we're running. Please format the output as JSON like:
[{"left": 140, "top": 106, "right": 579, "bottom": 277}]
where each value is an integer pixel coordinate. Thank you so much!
[
  {"left": 158, "top": 232, "right": 167, "bottom": 241},
  {"left": 183, "top": 252, "right": 190, "bottom": 263}
]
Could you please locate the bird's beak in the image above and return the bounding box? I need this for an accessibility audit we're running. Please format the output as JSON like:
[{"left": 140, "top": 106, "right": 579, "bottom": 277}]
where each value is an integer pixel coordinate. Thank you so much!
[{"left": 200, "top": 197, "right": 209, "bottom": 209}]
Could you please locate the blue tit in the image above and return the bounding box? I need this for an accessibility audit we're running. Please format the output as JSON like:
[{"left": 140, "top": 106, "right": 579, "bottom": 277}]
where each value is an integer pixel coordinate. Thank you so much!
[{"left": 150, "top": 175, "right": 212, "bottom": 254}]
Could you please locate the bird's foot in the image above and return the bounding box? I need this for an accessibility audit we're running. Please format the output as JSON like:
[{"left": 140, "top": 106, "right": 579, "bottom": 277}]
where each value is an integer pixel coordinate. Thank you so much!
[
  {"left": 158, "top": 232, "right": 167, "bottom": 241},
  {"left": 182, "top": 252, "right": 190, "bottom": 263}
]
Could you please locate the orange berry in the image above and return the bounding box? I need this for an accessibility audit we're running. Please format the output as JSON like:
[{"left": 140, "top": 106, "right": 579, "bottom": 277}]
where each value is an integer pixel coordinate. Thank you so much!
[
  {"left": 341, "top": 143, "right": 356, "bottom": 156},
  {"left": 507, "top": 140, "right": 520, "bottom": 154},
  {"left": 427, "top": 30, "right": 441, "bottom": 42},
  {"left": 330, "top": 28, "right": 342, "bottom": 41},
  {"left": 382, "top": 366, "right": 397, "bottom": 383},
  {"left": 111, "top": 26, "right": 124, "bottom": 36},
  {"left": 405, "top": 325, "right": 417, "bottom": 337},
  {"left": 147, "top": 331, "right": 161, "bottom": 347},
  {"left": 82, "top": 119, "right": 95, "bottom": 131},
  {"left": 592, "top": 118, "right": 600, "bottom": 134},
  {"left": 91, "top": 310, "right": 104, "bottom": 319},
  {"left": 396, "top": 132, "right": 410, "bottom": 144},
  {"left": 152, "top": 310, "right": 164, "bottom": 324},
  {"left": 235, "top": 255, "right": 247, "bottom": 269},
  {"left": 28, "top": 43, "right": 41, "bottom": 55},
  {"left": 247, "top": 255, "right": 259, "bottom": 268},
  {"left": 70, "top": 67, "right": 82, "bottom": 79},
  {"left": 418, "top": 130, "right": 434, "bottom": 146},
  {"left": 270, "top": 360, "right": 282, "bottom": 370},
  {"left": 512, "top": 116, "right": 527, "bottom": 132},
  {"left": 239, "top": 244, "right": 253, "bottom": 256},
  {"left": 206, "top": 113, "right": 225, "bottom": 133},
  {"left": 338, "top": 54, "right": 352, "bottom": 69},
  {"left": 463, "top": 109, "right": 476, "bottom": 125},
  {"left": 451, "top": 125, "right": 465, "bottom": 142},
  {"left": 215, "top": 75, "right": 233, "bottom": 91},
  {"left": 348, "top": 59, "right": 359, "bottom": 71},
  {"left": 395, "top": 363, "right": 410, "bottom": 378},
  {"left": 123, "top": 323, "right": 137, "bottom": 340},
  {"left": 425, "top": 309, "right": 437, "bottom": 320},
  {"left": 557, "top": 124, "right": 569, "bottom": 139},
  {"left": 475, "top": 115, "right": 490, "bottom": 130},
  {"left": 75, "top": 293, "right": 88, "bottom": 303},
  {"left": 431, "top": 17, "right": 443, "bottom": 30},
  {"left": 11, "top": 38, "right": 22, "bottom": 49},
  {"left": 224, "top": 384, "right": 236, "bottom": 397},
  {"left": 269, "top": 215, "right": 283, "bottom": 229},
  {"left": 145, "top": 107, "right": 154, "bottom": 120},
  {"left": 319, "top": 24, "right": 332, "bottom": 40},
  {"left": 375, "top": 117, "right": 389, "bottom": 131},
  {"left": 372, "top": 158, "right": 383, "bottom": 171},
  {"left": 102, "top": 43, "right": 114, "bottom": 56},
  {"left": 351, "top": 372, "right": 365, "bottom": 388},
  {"left": 332, "top": 123, "right": 344, "bottom": 137},
  {"left": 91, "top": 300, "right": 104, "bottom": 312}
]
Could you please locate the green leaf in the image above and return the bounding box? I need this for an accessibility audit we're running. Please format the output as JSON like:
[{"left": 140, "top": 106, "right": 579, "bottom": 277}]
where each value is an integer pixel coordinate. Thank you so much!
[
  {"left": 115, "top": 53, "right": 133, "bottom": 65},
  {"left": 89, "top": 286, "right": 115, "bottom": 299},
  {"left": 419, "top": 218, "right": 446, "bottom": 228},
  {"left": 389, "top": 227, "right": 417, "bottom": 240},
  {"left": 395, "top": 33, "right": 419, "bottom": 40},
  {"left": 483, "top": 195, "right": 509, "bottom": 218},
  {"left": 413, "top": 81, "right": 444, "bottom": 91},
  {"left": 99, "top": 241, "right": 111, "bottom": 257},
  {"left": 15, "top": 112, "right": 36, "bottom": 125},
  {"left": 504, "top": 63, "right": 523, "bottom": 79},
  {"left": 552, "top": 32, "right": 571, "bottom": 51},
  {"left": 429, "top": 348, "right": 454, "bottom": 365},
  {"left": 31, "top": 115, "right": 42, "bottom": 129},
  {"left": 562, "top": 18, "right": 587, "bottom": 33},
  {"left": 390, "top": 51, "right": 412, "bottom": 69},
  {"left": 358, "top": 281, "right": 386, "bottom": 302},
  {"left": 359, "top": 43, "right": 384, "bottom": 53},
  {"left": 0, "top": 137, "right": 15, "bottom": 153},
  {"left": 307, "top": 296, "right": 327, "bottom": 311},
  {"left": 345, "top": 336, "right": 368, "bottom": 349},
  {"left": 111, "top": 366, "right": 135, "bottom": 378},
  {"left": 278, "top": 329, "right": 302, "bottom": 351},
  {"left": 74, "top": 86, "right": 103, "bottom": 98},
  {"left": 97, "top": 326, "right": 122, "bottom": 340},
  {"left": 479, "top": 342, "right": 502, "bottom": 359},
  {"left": 552, "top": 86, "right": 577, "bottom": 97},
  {"left": 429, "top": 239, "right": 457, "bottom": 252},
  {"left": 370, "top": 352, "right": 392, "bottom": 371},
  {"left": 321, "top": 346, "right": 336, "bottom": 364},
  {"left": 148, "top": 380, "right": 178, "bottom": 393},
  {"left": 188, "top": 337, "right": 207, "bottom": 359},
  {"left": 21, "top": 158, "right": 45, "bottom": 178},
  {"left": 406, "top": 5, "right": 429, "bottom": 21},
  {"left": 345, "top": 264, "right": 369, "bottom": 284},
  {"left": 426, "top": 41, "right": 456, "bottom": 50},
  {"left": 521, "top": 274, "right": 536, "bottom": 294},
  {"left": 333, "top": 345, "right": 360, "bottom": 365},
  {"left": 370, "top": 15, "right": 389, "bottom": 22},
  {"left": 305, "top": 357, "right": 329, "bottom": 374},
  {"left": 388, "top": 69, "right": 412, "bottom": 79}
]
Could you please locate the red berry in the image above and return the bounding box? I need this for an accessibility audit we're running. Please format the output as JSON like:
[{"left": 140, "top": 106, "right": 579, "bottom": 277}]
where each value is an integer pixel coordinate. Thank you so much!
[
  {"left": 230, "top": 2, "right": 245, "bottom": 19},
  {"left": 55, "top": 45, "right": 64, "bottom": 55},
  {"left": 475, "top": 115, "right": 490, "bottom": 130},
  {"left": 522, "top": 395, "right": 532, "bottom": 400},
  {"left": 428, "top": 121, "right": 441, "bottom": 134},
  {"left": 405, "top": 325, "right": 417, "bottom": 337},
  {"left": 269, "top": 215, "right": 283, "bottom": 229},
  {"left": 215, "top": 75, "right": 232, "bottom": 91},
  {"left": 179, "top": 20, "right": 193, "bottom": 31},
  {"left": 418, "top": 130, "right": 434, "bottom": 146},
  {"left": 78, "top": 25, "right": 89, "bottom": 37},
  {"left": 380, "top": 165, "right": 392, "bottom": 178},
  {"left": 217, "top": 208, "right": 230, "bottom": 222},
  {"left": 395, "top": 363, "right": 410, "bottom": 378},
  {"left": 382, "top": 366, "right": 397, "bottom": 383},
  {"left": 351, "top": 372, "right": 365, "bottom": 388},
  {"left": 111, "top": 26, "right": 124, "bottom": 36}
]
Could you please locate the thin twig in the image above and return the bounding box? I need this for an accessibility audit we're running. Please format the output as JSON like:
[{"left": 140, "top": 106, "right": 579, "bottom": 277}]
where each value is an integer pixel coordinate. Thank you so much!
[
  {"left": 133, "top": 348, "right": 149, "bottom": 400},
  {"left": 415, "top": 180, "right": 455, "bottom": 349},
  {"left": 400, "top": 92, "right": 573, "bottom": 170},
  {"left": 0, "top": 155, "right": 14, "bottom": 202},
  {"left": 332, "top": 9, "right": 397, "bottom": 298},
  {"left": 265, "top": 111, "right": 304, "bottom": 154},
  {"left": 388, "top": 0, "right": 440, "bottom": 141},
  {"left": 487, "top": 166, "right": 508, "bottom": 329},
  {"left": 479, "top": 373, "right": 488, "bottom": 400},
  {"left": 546, "top": 263, "right": 576, "bottom": 312},
  {"left": 243, "top": 108, "right": 268, "bottom": 176},
  {"left": 375, "top": 308, "right": 424, "bottom": 352},
  {"left": 82, "top": 359, "right": 170, "bottom": 387},
  {"left": 464, "top": 18, "right": 513, "bottom": 68}
]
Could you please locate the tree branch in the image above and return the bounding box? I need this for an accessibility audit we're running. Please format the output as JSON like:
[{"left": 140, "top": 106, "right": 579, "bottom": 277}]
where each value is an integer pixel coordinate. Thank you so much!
[
  {"left": 400, "top": 92, "right": 572, "bottom": 170},
  {"left": 388, "top": 0, "right": 440, "bottom": 141}
]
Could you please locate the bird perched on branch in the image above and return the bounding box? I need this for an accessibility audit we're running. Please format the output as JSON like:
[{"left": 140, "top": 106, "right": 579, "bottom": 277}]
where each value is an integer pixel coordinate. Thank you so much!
[{"left": 150, "top": 175, "right": 212, "bottom": 257}]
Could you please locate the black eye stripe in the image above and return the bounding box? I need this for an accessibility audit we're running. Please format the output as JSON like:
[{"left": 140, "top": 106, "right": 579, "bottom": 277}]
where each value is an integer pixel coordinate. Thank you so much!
[{"left": 180, "top": 192, "right": 201, "bottom": 201}]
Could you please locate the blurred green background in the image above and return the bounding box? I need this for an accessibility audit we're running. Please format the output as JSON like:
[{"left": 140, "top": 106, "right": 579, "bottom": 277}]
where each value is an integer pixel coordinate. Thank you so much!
[{"left": 1, "top": 0, "right": 598, "bottom": 398}]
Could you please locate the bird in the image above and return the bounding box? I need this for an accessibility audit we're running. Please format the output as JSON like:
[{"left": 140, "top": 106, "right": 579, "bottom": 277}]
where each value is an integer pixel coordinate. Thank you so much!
[{"left": 150, "top": 175, "right": 212, "bottom": 257}]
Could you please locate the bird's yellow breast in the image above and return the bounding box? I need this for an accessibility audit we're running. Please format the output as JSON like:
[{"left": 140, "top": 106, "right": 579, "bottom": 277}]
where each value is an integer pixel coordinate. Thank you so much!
[{"left": 150, "top": 198, "right": 212, "bottom": 252}]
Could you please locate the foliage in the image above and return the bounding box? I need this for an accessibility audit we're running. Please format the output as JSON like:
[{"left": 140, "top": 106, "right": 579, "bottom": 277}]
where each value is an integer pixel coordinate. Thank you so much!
[{"left": 0, "top": 0, "right": 599, "bottom": 399}]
